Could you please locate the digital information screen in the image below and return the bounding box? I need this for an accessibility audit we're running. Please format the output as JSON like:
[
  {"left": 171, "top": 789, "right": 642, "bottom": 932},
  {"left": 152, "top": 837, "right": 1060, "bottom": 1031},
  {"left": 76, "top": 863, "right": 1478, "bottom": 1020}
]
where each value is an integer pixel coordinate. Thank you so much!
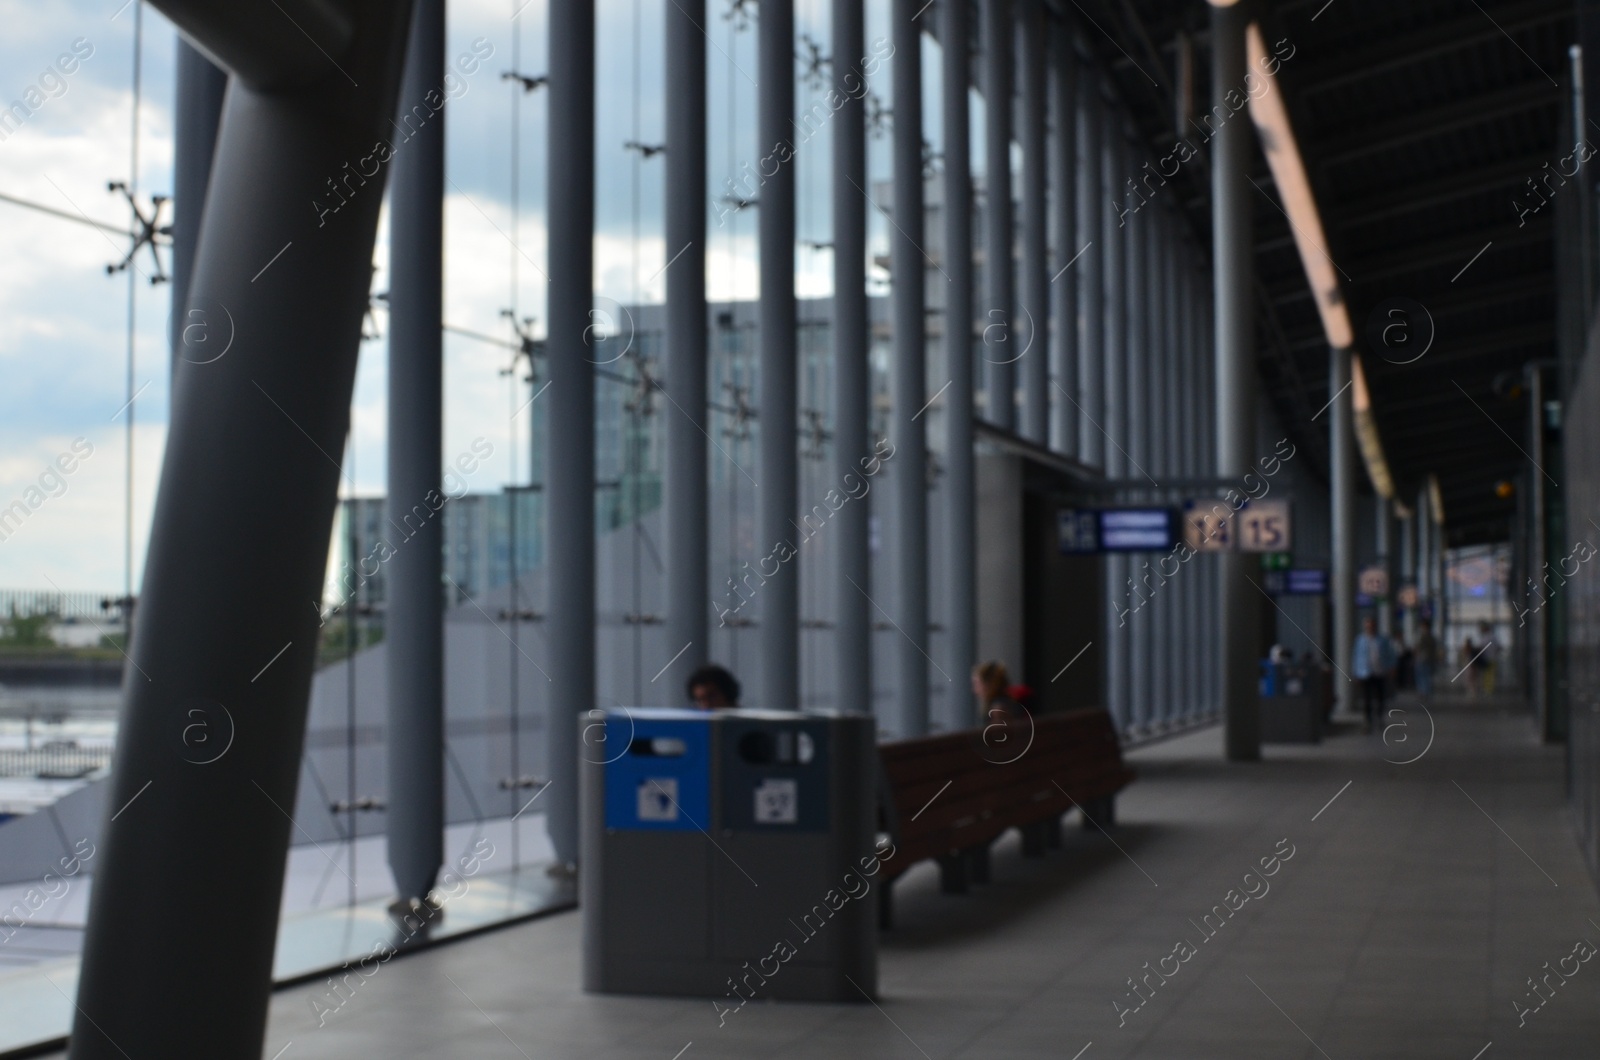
[
  {"left": 1059, "top": 507, "right": 1179, "bottom": 553},
  {"left": 1283, "top": 568, "right": 1328, "bottom": 595},
  {"left": 1098, "top": 508, "right": 1177, "bottom": 552}
]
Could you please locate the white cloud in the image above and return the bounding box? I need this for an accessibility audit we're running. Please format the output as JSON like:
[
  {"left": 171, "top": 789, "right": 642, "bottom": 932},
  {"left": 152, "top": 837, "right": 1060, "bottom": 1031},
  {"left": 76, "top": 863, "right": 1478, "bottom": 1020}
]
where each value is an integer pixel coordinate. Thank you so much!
[{"left": 0, "top": 0, "right": 903, "bottom": 598}]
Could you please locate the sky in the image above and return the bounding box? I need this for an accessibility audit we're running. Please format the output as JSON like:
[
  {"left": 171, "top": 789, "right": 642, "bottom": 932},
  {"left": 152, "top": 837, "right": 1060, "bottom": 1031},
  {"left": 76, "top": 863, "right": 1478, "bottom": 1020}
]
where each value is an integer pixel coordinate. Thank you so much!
[{"left": 0, "top": 0, "right": 971, "bottom": 594}]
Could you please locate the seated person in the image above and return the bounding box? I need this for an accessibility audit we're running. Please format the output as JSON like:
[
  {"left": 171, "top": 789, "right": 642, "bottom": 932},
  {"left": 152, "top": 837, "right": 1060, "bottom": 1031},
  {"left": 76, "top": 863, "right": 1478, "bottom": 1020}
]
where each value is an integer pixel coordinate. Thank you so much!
[
  {"left": 686, "top": 664, "right": 741, "bottom": 710},
  {"left": 972, "top": 660, "right": 1025, "bottom": 725}
]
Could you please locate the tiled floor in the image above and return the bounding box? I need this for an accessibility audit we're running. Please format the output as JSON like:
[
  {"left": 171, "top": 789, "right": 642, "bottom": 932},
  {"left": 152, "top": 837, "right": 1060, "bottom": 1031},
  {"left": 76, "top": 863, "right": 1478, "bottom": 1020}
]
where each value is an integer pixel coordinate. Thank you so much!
[{"left": 39, "top": 693, "right": 1600, "bottom": 1058}]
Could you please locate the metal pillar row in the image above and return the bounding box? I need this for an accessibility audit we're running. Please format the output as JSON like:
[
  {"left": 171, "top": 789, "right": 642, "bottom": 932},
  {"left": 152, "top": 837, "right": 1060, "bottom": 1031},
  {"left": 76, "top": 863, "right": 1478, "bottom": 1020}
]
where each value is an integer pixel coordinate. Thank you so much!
[
  {"left": 1376, "top": 497, "right": 1392, "bottom": 636},
  {"left": 1331, "top": 346, "right": 1357, "bottom": 717},
  {"left": 944, "top": 0, "right": 978, "bottom": 728},
  {"left": 832, "top": 0, "right": 871, "bottom": 716},
  {"left": 758, "top": 0, "right": 799, "bottom": 710},
  {"left": 1102, "top": 106, "right": 1128, "bottom": 728},
  {"left": 544, "top": 0, "right": 596, "bottom": 863},
  {"left": 1050, "top": 23, "right": 1079, "bottom": 458},
  {"left": 1019, "top": 0, "right": 1049, "bottom": 444},
  {"left": 1076, "top": 61, "right": 1105, "bottom": 469},
  {"left": 984, "top": 0, "right": 1015, "bottom": 431},
  {"left": 891, "top": 0, "right": 929, "bottom": 736},
  {"left": 1161, "top": 215, "right": 1181, "bottom": 728},
  {"left": 1125, "top": 148, "right": 1150, "bottom": 731},
  {"left": 664, "top": 0, "right": 710, "bottom": 705}
]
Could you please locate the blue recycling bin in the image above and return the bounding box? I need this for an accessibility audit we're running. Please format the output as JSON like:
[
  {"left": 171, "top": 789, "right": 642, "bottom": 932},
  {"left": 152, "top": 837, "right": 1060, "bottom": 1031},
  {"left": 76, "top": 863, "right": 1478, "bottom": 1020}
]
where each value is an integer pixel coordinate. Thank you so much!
[{"left": 580, "top": 707, "right": 878, "bottom": 1001}]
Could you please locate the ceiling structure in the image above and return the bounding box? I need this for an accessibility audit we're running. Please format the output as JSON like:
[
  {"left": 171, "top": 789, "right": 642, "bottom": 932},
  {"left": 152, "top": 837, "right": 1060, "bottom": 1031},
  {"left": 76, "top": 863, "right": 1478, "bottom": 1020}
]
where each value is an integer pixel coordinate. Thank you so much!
[{"left": 1077, "top": 0, "right": 1570, "bottom": 546}]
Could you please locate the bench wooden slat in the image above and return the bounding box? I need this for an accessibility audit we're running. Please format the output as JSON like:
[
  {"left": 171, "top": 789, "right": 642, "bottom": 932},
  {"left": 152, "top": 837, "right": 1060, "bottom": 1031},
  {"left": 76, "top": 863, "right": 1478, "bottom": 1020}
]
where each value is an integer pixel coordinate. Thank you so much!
[{"left": 876, "top": 709, "right": 1135, "bottom": 883}]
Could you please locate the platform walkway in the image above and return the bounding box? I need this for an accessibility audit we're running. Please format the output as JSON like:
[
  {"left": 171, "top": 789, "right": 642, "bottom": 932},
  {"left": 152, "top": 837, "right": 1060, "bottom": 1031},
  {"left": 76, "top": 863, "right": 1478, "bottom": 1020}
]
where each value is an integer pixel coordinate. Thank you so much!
[{"left": 47, "top": 693, "right": 1600, "bottom": 1059}]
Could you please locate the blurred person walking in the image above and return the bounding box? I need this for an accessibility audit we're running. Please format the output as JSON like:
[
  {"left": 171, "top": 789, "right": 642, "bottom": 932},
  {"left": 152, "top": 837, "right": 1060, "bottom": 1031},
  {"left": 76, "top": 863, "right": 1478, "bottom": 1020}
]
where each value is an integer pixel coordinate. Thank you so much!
[
  {"left": 1413, "top": 618, "right": 1440, "bottom": 698},
  {"left": 1352, "top": 616, "right": 1396, "bottom": 734}
]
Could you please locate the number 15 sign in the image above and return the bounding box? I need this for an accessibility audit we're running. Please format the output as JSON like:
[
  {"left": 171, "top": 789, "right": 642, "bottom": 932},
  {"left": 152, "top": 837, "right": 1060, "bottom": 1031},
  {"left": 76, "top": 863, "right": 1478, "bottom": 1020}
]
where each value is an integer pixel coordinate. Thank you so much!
[{"left": 1183, "top": 499, "right": 1292, "bottom": 554}]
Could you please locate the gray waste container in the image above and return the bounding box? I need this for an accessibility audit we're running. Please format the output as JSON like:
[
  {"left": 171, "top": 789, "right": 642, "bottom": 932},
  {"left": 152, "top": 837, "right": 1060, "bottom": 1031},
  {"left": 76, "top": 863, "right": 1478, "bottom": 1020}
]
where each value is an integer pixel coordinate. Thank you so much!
[{"left": 581, "top": 707, "right": 879, "bottom": 1003}]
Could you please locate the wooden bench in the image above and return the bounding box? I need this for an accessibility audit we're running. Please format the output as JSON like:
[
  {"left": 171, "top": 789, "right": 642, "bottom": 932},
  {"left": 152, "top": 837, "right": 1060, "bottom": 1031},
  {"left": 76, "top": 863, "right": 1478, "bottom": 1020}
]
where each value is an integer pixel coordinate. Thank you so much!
[{"left": 875, "top": 708, "right": 1135, "bottom": 927}]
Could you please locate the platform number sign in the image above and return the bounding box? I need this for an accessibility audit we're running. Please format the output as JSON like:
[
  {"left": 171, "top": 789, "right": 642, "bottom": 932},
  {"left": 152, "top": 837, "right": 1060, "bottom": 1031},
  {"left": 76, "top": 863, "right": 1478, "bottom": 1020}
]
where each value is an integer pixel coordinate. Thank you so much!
[
  {"left": 1184, "top": 506, "right": 1231, "bottom": 552},
  {"left": 1237, "top": 500, "right": 1291, "bottom": 553},
  {"left": 1184, "top": 500, "right": 1291, "bottom": 553}
]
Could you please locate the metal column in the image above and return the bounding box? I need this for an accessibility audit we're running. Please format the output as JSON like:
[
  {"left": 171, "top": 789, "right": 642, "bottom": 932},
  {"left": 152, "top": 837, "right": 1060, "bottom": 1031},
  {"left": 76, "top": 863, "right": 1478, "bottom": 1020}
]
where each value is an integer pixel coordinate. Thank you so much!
[
  {"left": 1204, "top": 287, "right": 1219, "bottom": 717},
  {"left": 170, "top": 42, "right": 227, "bottom": 374},
  {"left": 1162, "top": 218, "right": 1181, "bottom": 727},
  {"left": 944, "top": 0, "right": 977, "bottom": 728},
  {"left": 386, "top": 0, "right": 445, "bottom": 906},
  {"left": 1376, "top": 497, "right": 1391, "bottom": 636},
  {"left": 1018, "top": 0, "right": 1048, "bottom": 444},
  {"left": 1181, "top": 249, "right": 1199, "bottom": 721},
  {"left": 1401, "top": 506, "right": 1417, "bottom": 645},
  {"left": 665, "top": 0, "right": 708, "bottom": 701},
  {"left": 1076, "top": 64, "right": 1103, "bottom": 467},
  {"left": 1102, "top": 109, "right": 1127, "bottom": 728},
  {"left": 759, "top": 0, "right": 799, "bottom": 709},
  {"left": 983, "top": 0, "right": 1015, "bottom": 430},
  {"left": 1148, "top": 197, "right": 1168, "bottom": 730},
  {"left": 67, "top": 3, "right": 418, "bottom": 1055},
  {"left": 832, "top": 0, "right": 870, "bottom": 713},
  {"left": 1125, "top": 171, "right": 1149, "bottom": 731},
  {"left": 1050, "top": 21, "right": 1078, "bottom": 457},
  {"left": 1331, "top": 346, "right": 1356, "bottom": 717},
  {"left": 1211, "top": 0, "right": 1260, "bottom": 761},
  {"left": 1417, "top": 482, "right": 1432, "bottom": 616},
  {"left": 545, "top": 0, "right": 596, "bottom": 862},
  {"left": 1203, "top": 264, "right": 1209, "bottom": 714},
  {"left": 892, "top": 0, "right": 928, "bottom": 736},
  {"left": 1436, "top": 510, "right": 1448, "bottom": 647}
]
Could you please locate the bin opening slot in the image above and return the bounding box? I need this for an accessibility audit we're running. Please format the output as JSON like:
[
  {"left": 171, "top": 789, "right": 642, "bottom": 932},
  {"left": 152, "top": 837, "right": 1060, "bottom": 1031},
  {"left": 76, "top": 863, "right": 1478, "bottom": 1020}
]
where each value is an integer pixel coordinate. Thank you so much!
[
  {"left": 629, "top": 737, "right": 688, "bottom": 757},
  {"left": 737, "top": 730, "right": 815, "bottom": 765}
]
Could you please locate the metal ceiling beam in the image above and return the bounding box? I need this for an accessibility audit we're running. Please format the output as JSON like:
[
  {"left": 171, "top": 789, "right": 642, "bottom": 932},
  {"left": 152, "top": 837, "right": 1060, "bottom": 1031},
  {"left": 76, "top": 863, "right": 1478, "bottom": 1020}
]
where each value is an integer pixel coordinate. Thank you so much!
[
  {"left": 1342, "top": 223, "right": 1549, "bottom": 286},
  {"left": 1320, "top": 82, "right": 1558, "bottom": 165},
  {"left": 1294, "top": 0, "right": 1570, "bottom": 96},
  {"left": 1333, "top": 155, "right": 1555, "bottom": 229},
  {"left": 1381, "top": 407, "right": 1526, "bottom": 437},
  {"left": 1409, "top": 275, "right": 1554, "bottom": 318}
]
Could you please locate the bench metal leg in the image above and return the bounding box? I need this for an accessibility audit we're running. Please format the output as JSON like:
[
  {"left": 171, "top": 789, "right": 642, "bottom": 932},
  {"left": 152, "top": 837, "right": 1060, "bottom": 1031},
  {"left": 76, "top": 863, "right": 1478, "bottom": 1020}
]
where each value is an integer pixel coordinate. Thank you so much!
[
  {"left": 938, "top": 852, "right": 970, "bottom": 893},
  {"left": 879, "top": 880, "right": 894, "bottom": 930},
  {"left": 1020, "top": 821, "right": 1048, "bottom": 857},
  {"left": 967, "top": 842, "right": 991, "bottom": 883},
  {"left": 1080, "top": 795, "right": 1117, "bottom": 831},
  {"left": 1045, "top": 816, "right": 1063, "bottom": 849}
]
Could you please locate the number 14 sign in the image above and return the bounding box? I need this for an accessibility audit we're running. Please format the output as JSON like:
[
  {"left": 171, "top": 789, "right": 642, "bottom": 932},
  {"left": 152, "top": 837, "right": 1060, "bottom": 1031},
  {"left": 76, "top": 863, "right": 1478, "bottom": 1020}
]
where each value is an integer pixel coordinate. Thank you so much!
[{"left": 1183, "top": 499, "right": 1292, "bottom": 554}]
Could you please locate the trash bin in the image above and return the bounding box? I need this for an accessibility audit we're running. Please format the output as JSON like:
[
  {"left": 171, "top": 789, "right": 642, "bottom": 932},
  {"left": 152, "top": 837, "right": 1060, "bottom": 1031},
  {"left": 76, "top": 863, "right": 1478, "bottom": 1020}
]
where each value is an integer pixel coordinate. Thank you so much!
[
  {"left": 1260, "top": 664, "right": 1321, "bottom": 743},
  {"left": 581, "top": 708, "right": 879, "bottom": 1002}
]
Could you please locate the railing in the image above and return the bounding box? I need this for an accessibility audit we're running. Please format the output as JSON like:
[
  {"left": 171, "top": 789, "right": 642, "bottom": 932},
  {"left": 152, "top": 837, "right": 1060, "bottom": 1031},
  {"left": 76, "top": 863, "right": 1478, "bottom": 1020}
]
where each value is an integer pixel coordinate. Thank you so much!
[
  {"left": 0, "top": 590, "right": 124, "bottom": 622},
  {"left": 0, "top": 744, "right": 113, "bottom": 779}
]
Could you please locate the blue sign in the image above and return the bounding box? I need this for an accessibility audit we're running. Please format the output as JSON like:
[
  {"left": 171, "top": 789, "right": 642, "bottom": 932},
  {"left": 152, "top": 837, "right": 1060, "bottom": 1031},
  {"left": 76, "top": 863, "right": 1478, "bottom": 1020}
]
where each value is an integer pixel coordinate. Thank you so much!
[
  {"left": 1057, "top": 509, "right": 1100, "bottom": 553},
  {"left": 1100, "top": 508, "right": 1177, "bottom": 551},
  {"left": 1058, "top": 507, "right": 1177, "bottom": 554},
  {"left": 603, "top": 709, "right": 712, "bottom": 832},
  {"left": 1284, "top": 568, "right": 1328, "bottom": 595}
]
